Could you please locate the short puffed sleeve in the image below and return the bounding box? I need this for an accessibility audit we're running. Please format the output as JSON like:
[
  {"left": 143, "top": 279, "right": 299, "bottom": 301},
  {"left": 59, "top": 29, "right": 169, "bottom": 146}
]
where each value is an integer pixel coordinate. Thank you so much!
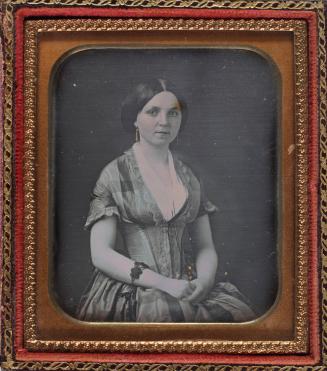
[
  {"left": 84, "top": 166, "right": 120, "bottom": 230},
  {"left": 196, "top": 182, "right": 218, "bottom": 218}
]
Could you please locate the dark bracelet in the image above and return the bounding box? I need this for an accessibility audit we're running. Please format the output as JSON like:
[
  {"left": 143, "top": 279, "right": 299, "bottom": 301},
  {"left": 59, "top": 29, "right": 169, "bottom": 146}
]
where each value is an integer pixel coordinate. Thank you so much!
[{"left": 130, "top": 261, "right": 149, "bottom": 284}]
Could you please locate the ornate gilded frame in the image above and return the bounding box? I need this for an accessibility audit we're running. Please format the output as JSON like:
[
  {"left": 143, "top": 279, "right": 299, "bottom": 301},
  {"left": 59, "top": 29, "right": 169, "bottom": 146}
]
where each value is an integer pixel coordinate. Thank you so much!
[{"left": 0, "top": 0, "right": 325, "bottom": 369}]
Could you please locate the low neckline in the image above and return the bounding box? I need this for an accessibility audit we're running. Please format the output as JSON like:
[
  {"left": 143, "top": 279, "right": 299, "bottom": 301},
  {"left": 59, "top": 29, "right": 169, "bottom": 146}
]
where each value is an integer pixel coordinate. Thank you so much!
[{"left": 127, "top": 147, "right": 189, "bottom": 224}]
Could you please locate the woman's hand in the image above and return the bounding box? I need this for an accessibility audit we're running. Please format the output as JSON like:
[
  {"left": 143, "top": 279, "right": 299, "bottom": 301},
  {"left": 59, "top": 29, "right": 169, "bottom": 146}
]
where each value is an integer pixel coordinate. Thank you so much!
[
  {"left": 160, "top": 278, "right": 195, "bottom": 300},
  {"left": 184, "top": 278, "right": 214, "bottom": 303},
  {"left": 186, "top": 215, "right": 218, "bottom": 303}
]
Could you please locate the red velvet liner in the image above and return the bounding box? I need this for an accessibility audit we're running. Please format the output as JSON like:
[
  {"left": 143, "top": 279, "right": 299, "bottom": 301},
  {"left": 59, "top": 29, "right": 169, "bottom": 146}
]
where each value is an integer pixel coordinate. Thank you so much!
[
  {"left": 15, "top": 7, "right": 315, "bottom": 20},
  {"left": 13, "top": 6, "right": 320, "bottom": 366}
]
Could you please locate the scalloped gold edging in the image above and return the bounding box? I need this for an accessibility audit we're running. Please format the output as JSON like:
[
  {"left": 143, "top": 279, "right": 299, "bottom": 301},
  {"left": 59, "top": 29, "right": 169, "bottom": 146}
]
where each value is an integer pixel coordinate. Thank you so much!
[
  {"left": 0, "top": 0, "right": 323, "bottom": 370},
  {"left": 1, "top": 363, "right": 327, "bottom": 371},
  {"left": 1, "top": 0, "right": 324, "bottom": 10},
  {"left": 2, "top": 0, "right": 15, "bottom": 364}
]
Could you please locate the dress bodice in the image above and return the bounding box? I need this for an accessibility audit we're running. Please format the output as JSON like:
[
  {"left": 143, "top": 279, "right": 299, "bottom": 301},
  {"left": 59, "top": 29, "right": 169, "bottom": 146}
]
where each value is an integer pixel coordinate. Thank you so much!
[
  {"left": 85, "top": 148, "right": 217, "bottom": 278},
  {"left": 120, "top": 223, "right": 185, "bottom": 278}
]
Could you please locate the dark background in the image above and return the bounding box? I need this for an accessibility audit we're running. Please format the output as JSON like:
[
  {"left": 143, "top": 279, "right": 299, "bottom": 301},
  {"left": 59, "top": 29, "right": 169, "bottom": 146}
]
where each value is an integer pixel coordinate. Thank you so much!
[{"left": 51, "top": 48, "right": 280, "bottom": 319}]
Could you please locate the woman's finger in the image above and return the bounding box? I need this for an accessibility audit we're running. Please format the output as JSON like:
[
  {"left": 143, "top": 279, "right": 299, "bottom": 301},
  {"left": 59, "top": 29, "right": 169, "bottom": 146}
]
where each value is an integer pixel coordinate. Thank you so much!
[
  {"left": 185, "top": 286, "right": 202, "bottom": 302},
  {"left": 184, "top": 283, "right": 196, "bottom": 297},
  {"left": 191, "top": 291, "right": 207, "bottom": 304}
]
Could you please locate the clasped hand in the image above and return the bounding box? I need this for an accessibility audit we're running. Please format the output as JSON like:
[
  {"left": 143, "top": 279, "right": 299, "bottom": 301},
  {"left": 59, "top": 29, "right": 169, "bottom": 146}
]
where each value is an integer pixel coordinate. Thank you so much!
[{"left": 162, "top": 277, "right": 213, "bottom": 303}]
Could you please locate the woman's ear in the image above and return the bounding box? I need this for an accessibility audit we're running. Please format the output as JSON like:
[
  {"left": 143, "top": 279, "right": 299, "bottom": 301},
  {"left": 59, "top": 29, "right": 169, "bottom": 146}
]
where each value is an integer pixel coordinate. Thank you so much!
[{"left": 134, "top": 121, "right": 138, "bottom": 128}]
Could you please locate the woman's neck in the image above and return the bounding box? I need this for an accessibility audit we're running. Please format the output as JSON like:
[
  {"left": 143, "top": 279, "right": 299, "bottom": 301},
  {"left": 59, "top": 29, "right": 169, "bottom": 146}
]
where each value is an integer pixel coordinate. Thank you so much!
[{"left": 137, "top": 140, "right": 169, "bottom": 165}]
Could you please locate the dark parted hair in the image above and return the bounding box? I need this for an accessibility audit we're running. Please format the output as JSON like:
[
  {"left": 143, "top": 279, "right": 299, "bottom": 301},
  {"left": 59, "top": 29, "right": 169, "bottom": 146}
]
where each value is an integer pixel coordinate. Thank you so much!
[{"left": 121, "top": 78, "right": 188, "bottom": 132}]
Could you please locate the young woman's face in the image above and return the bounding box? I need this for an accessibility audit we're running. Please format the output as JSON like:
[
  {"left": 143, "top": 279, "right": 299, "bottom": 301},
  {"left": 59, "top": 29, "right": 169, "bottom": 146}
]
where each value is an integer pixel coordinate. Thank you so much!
[{"left": 136, "top": 91, "right": 182, "bottom": 147}]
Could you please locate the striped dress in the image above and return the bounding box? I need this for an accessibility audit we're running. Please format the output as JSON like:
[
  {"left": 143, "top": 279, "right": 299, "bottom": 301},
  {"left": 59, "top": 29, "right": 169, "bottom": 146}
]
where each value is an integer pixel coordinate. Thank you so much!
[{"left": 76, "top": 148, "right": 255, "bottom": 322}]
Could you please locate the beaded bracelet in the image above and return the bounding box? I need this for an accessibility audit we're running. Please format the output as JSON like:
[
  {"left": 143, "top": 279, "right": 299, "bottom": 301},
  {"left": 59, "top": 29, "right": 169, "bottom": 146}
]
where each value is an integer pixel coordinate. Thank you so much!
[{"left": 130, "top": 261, "right": 149, "bottom": 284}]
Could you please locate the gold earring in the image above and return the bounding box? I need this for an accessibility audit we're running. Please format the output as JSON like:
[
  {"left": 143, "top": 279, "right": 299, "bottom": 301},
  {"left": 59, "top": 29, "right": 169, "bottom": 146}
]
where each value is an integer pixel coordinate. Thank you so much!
[{"left": 135, "top": 127, "right": 140, "bottom": 142}]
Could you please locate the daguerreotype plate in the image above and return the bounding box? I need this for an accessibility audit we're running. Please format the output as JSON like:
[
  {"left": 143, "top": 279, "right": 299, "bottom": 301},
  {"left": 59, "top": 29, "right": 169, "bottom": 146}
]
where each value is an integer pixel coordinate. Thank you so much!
[{"left": 0, "top": 0, "right": 325, "bottom": 370}]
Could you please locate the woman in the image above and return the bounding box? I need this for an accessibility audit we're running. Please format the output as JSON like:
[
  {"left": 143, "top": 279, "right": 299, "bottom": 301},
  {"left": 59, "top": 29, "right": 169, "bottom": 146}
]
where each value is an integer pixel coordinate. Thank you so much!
[{"left": 77, "top": 79, "right": 255, "bottom": 322}]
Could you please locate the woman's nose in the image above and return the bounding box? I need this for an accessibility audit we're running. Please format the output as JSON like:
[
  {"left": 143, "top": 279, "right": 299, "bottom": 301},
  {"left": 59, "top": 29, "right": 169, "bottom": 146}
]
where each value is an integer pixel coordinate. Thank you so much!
[{"left": 157, "top": 112, "right": 168, "bottom": 126}]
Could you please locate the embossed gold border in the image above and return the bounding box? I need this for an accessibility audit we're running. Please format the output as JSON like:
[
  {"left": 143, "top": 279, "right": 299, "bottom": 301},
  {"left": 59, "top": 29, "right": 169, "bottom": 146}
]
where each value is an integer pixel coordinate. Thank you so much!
[
  {"left": 0, "top": 0, "right": 324, "bottom": 369},
  {"left": 2, "top": 0, "right": 15, "bottom": 365},
  {"left": 23, "top": 18, "right": 307, "bottom": 353}
]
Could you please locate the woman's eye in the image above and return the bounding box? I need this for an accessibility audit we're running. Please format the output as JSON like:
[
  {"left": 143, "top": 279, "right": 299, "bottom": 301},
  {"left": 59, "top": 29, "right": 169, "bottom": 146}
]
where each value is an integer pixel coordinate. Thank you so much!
[
  {"left": 146, "top": 108, "right": 159, "bottom": 116},
  {"left": 168, "top": 110, "right": 179, "bottom": 117}
]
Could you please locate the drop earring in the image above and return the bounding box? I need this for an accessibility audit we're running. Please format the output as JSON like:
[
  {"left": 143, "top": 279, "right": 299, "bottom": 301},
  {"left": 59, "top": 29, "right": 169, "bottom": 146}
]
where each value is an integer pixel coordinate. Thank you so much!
[{"left": 135, "top": 127, "right": 140, "bottom": 142}]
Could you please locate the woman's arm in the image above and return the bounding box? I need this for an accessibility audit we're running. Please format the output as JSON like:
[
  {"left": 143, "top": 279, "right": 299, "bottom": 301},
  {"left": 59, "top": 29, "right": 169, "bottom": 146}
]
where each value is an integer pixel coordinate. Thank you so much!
[
  {"left": 186, "top": 214, "right": 218, "bottom": 302},
  {"left": 90, "top": 216, "right": 194, "bottom": 299}
]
